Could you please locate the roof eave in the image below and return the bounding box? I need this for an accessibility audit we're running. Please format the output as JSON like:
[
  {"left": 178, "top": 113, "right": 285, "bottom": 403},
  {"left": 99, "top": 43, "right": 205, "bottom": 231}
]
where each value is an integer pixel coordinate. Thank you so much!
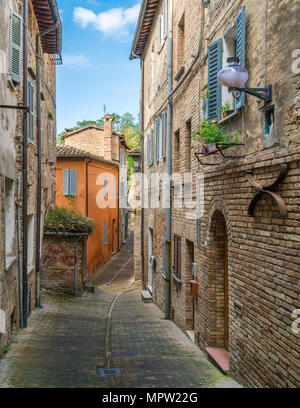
[{"left": 130, "top": 0, "right": 148, "bottom": 60}]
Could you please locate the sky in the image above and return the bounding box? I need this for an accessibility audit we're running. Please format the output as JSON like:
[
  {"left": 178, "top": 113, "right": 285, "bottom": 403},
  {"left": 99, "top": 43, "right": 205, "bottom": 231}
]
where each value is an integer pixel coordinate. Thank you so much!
[{"left": 56, "top": 0, "right": 141, "bottom": 134}]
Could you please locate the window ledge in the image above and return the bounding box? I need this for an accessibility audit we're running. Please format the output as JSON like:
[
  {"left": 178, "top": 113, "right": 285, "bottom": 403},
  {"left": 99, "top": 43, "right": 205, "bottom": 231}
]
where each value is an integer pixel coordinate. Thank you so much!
[
  {"left": 218, "top": 110, "right": 239, "bottom": 124},
  {"left": 172, "top": 273, "right": 182, "bottom": 285},
  {"left": 6, "top": 256, "right": 17, "bottom": 272}
]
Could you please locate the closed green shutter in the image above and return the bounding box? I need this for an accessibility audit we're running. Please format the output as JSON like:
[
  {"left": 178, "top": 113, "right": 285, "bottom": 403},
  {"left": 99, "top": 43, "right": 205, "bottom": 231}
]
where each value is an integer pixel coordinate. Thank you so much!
[
  {"left": 235, "top": 6, "right": 246, "bottom": 110},
  {"left": 9, "top": 11, "right": 22, "bottom": 84},
  {"left": 207, "top": 39, "right": 223, "bottom": 122}
]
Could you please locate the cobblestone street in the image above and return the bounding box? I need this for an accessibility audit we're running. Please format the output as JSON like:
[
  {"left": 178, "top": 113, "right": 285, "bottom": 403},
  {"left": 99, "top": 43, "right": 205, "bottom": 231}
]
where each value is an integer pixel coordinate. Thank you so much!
[{"left": 0, "top": 232, "right": 240, "bottom": 388}]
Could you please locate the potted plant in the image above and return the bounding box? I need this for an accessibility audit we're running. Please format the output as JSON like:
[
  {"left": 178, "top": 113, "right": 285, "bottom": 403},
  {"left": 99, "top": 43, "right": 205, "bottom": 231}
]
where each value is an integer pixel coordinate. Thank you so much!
[
  {"left": 192, "top": 119, "right": 239, "bottom": 155},
  {"left": 221, "top": 101, "right": 231, "bottom": 119}
]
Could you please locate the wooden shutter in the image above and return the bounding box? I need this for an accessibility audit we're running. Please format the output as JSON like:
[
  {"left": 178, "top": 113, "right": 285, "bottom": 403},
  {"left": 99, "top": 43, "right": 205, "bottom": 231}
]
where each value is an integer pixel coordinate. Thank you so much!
[
  {"left": 150, "top": 128, "right": 154, "bottom": 164},
  {"left": 155, "top": 118, "right": 160, "bottom": 162},
  {"left": 161, "top": 111, "right": 166, "bottom": 158},
  {"left": 104, "top": 221, "right": 108, "bottom": 244},
  {"left": 207, "top": 39, "right": 222, "bottom": 122},
  {"left": 9, "top": 11, "right": 22, "bottom": 84},
  {"left": 69, "top": 170, "right": 77, "bottom": 196},
  {"left": 63, "top": 170, "right": 69, "bottom": 196},
  {"left": 235, "top": 6, "right": 246, "bottom": 110}
]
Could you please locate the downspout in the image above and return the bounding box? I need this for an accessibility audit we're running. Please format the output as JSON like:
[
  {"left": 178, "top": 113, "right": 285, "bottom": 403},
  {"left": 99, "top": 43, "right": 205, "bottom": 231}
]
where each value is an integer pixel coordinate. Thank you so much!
[
  {"left": 165, "top": 0, "right": 173, "bottom": 319},
  {"left": 35, "top": 19, "right": 60, "bottom": 309},
  {"left": 22, "top": 0, "right": 29, "bottom": 328},
  {"left": 17, "top": 177, "right": 23, "bottom": 328},
  {"left": 140, "top": 58, "right": 145, "bottom": 290},
  {"left": 74, "top": 236, "right": 82, "bottom": 296}
]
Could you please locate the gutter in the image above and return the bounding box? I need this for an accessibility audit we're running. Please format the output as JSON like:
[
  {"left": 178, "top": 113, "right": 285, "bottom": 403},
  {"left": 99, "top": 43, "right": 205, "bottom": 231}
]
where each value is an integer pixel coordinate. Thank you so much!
[{"left": 48, "top": 0, "right": 62, "bottom": 57}]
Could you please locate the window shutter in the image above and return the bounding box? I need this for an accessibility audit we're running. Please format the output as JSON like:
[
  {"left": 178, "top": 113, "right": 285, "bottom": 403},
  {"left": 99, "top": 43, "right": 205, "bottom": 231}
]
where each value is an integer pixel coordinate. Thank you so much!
[
  {"left": 69, "top": 169, "right": 77, "bottom": 196},
  {"left": 155, "top": 118, "right": 160, "bottom": 162},
  {"left": 150, "top": 128, "right": 154, "bottom": 164},
  {"left": 207, "top": 39, "right": 222, "bottom": 122},
  {"left": 161, "top": 111, "right": 166, "bottom": 158},
  {"left": 27, "top": 80, "right": 34, "bottom": 141},
  {"left": 63, "top": 170, "right": 69, "bottom": 196},
  {"left": 163, "top": 0, "right": 168, "bottom": 39},
  {"left": 196, "top": 218, "right": 201, "bottom": 247},
  {"left": 235, "top": 6, "right": 246, "bottom": 110},
  {"left": 9, "top": 11, "right": 22, "bottom": 84},
  {"left": 104, "top": 221, "right": 108, "bottom": 244},
  {"left": 147, "top": 133, "right": 151, "bottom": 166},
  {"left": 103, "top": 174, "right": 108, "bottom": 199}
]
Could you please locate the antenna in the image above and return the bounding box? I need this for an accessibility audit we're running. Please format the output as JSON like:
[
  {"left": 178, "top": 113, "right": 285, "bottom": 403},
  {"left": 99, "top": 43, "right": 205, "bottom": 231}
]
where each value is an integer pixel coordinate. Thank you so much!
[{"left": 103, "top": 104, "right": 106, "bottom": 116}]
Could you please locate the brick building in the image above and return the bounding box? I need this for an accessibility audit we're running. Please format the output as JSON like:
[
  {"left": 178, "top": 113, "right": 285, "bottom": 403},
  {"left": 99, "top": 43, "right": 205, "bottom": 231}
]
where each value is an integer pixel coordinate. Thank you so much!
[
  {"left": 0, "top": 0, "right": 61, "bottom": 352},
  {"left": 60, "top": 115, "right": 129, "bottom": 261},
  {"left": 56, "top": 145, "right": 119, "bottom": 277},
  {"left": 131, "top": 0, "right": 300, "bottom": 387}
]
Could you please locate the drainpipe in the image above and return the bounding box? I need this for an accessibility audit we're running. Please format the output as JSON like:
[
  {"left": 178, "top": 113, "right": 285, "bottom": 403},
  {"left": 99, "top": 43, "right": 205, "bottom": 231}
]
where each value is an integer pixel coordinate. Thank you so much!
[
  {"left": 165, "top": 0, "right": 173, "bottom": 319},
  {"left": 35, "top": 19, "right": 60, "bottom": 309},
  {"left": 22, "top": 0, "right": 29, "bottom": 328},
  {"left": 140, "top": 58, "right": 145, "bottom": 290},
  {"left": 17, "top": 177, "right": 23, "bottom": 328}
]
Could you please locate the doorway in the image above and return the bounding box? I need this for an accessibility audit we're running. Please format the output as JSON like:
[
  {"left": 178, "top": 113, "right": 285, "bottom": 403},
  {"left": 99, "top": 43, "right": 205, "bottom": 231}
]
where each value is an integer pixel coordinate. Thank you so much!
[
  {"left": 148, "top": 228, "right": 153, "bottom": 293},
  {"left": 186, "top": 240, "right": 195, "bottom": 342},
  {"left": 206, "top": 210, "right": 229, "bottom": 372}
]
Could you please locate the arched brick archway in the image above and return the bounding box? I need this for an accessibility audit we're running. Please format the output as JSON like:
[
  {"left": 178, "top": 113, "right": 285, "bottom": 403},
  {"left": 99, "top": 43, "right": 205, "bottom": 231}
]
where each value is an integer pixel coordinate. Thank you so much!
[{"left": 206, "top": 210, "right": 229, "bottom": 350}]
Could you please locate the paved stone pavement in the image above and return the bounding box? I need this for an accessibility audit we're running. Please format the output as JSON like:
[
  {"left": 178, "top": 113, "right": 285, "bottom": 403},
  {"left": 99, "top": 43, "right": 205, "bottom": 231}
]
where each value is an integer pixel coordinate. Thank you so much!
[{"left": 0, "top": 231, "right": 240, "bottom": 388}]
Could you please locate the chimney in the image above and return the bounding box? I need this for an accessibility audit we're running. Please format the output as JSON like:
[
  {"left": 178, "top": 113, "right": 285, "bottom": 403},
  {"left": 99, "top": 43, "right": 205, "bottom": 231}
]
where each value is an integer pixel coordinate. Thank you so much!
[{"left": 103, "top": 114, "right": 114, "bottom": 161}]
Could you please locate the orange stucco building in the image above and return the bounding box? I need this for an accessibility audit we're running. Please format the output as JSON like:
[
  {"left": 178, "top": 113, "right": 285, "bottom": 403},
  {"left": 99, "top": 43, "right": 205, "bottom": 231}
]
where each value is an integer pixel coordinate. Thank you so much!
[{"left": 56, "top": 145, "right": 119, "bottom": 278}]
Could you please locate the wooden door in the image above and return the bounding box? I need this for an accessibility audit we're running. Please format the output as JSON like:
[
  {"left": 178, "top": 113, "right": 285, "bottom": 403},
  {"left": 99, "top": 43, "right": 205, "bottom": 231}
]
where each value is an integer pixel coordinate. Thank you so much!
[{"left": 224, "top": 231, "right": 229, "bottom": 350}]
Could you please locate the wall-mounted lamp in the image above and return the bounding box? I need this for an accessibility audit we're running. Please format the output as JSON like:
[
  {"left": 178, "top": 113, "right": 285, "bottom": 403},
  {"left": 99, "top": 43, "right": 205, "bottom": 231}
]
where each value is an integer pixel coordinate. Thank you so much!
[{"left": 218, "top": 57, "right": 272, "bottom": 103}]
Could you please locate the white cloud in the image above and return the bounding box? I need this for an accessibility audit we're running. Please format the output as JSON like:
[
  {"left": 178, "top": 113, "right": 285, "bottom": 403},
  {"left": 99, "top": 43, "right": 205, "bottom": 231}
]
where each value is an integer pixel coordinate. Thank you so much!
[
  {"left": 73, "top": 3, "right": 140, "bottom": 37},
  {"left": 63, "top": 54, "right": 91, "bottom": 69}
]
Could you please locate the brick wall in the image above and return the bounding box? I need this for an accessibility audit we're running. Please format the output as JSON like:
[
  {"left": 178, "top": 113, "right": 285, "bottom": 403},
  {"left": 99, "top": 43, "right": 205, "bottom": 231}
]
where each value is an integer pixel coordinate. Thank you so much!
[{"left": 41, "top": 234, "right": 86, "bottom": 296}]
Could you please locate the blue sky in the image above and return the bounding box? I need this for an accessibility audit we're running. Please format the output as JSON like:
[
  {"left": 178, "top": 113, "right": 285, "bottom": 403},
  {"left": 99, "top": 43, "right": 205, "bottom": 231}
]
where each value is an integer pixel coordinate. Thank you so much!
[{"left": 56, "top": 0, "right": 141, "bottom": 134}]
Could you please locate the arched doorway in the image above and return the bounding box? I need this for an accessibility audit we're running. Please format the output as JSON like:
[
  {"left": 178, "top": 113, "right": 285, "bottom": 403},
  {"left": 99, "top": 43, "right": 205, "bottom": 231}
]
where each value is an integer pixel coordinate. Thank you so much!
[{"left": 206, "top": 210, "right": 229, "bottom": 371}]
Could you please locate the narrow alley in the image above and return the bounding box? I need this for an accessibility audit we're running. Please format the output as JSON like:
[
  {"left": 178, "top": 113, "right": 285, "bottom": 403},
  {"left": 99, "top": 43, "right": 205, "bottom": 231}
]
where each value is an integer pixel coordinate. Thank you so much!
[{"left": 0, "top": 231, "right": 239, "bottom": 388}]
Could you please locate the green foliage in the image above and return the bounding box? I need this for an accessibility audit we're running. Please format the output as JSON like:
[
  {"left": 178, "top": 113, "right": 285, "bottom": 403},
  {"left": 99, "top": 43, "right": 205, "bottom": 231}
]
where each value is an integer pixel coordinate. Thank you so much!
[
  {"left": 127, "top": 154, "right": 135, "bottom": 179},
  {"left": 56, "top": 112, "right": 141, "bottom": 150},
  {"left": 45, "top": 207, "right": 94, "bottom": 234},
  {"left": 192, "top": 119, "right": 239, "bottom": 145},
  {"left": 221, "top": 101, "right": 231, "bottom": 113}
]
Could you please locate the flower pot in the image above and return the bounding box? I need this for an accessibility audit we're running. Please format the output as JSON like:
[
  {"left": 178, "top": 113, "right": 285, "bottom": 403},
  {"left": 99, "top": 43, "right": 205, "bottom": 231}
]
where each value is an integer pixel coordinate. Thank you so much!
[
  {"left": 205, "top": 143, "right": 218, "bottom": 153},
  {"left": 222, "top": 112, "right": 227, "bottom": 119}
]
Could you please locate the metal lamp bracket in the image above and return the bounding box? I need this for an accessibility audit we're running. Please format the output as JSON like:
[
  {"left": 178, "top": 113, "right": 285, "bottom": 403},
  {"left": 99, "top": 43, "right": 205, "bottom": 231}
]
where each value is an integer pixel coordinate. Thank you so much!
[
  {"left": 229, "top": 85, "right": 272, "bottom": 103},
  {"left": 246, "top": 164, "right": 288, "bottom": 217}
]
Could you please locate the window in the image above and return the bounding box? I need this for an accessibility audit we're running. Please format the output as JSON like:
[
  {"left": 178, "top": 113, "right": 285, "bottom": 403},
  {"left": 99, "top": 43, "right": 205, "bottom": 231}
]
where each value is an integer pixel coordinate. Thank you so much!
[
  {"left": 147, "top": 130, "right": 153, "bottom": 166},
  {"left": 185, "top": 119, "right": 192, "bottom": 172},
  {"left": 161, "top": 110, "right": 167, "bottom": 159},
  {"left": 103, "top": 174, "right": 108, "bottom": 199},
  {"left": 27, "top": 78, "right": 34, "bottom": 141},
  {"left": 49, "top": 121, "right": 53, "bottom": 161},
  {"left": 155, "top": 117, "right": 160, "bottom": 162},
  {"left": 104, "top": 221, "right": 108, "bottom": 245},
  {"left": 157, "top": 0, "right": 168, "bottom": 50},
  {"left": 27, "top": 215, "right": 34, "bottom": 267},
  {"left": 196, "top": 218, "right": 201, "bottom": 247},
  {"left": 265, "top": 107, "right": 275, "bottom": 135},
  {"left": 177, "top": 13, "right": 185, "bottom": 70},
  {"left": 174, "top": 235, "right": 181, "bottom": 279},
  {"left": 174, "top": 130, "right": 180, "bottom": 172},
  {"left": 5, "top": 179, "right": 15, "bottom": 256},
  {"left": 63, "top": 169, "right": 77, "bottom": 196},
  {"left": 9, "top": 10, "right": 22, "bottom": 84}
]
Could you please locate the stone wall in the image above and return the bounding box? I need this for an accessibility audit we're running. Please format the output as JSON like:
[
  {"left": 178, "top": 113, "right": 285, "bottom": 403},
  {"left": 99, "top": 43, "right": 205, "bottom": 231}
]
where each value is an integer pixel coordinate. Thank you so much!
[{"left": 41, "top": 234, "right": 86, "bottom": 296}]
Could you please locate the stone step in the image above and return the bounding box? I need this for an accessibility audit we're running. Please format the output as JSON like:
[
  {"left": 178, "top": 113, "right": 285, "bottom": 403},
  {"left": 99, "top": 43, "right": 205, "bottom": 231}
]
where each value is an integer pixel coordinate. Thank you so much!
[
  {"left": 141, "top": 290, "right": 152, "bottom": 303},
  {"left": 205, "top": 347, "right": 230, "bottom": 374}
]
